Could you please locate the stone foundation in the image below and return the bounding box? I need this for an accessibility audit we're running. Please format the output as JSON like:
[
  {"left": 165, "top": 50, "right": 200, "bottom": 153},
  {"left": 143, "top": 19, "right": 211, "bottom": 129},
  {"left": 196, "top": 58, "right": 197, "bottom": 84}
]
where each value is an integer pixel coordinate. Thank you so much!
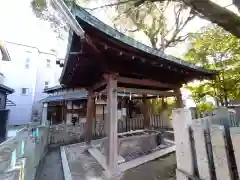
[{"left": 99, "top": 131, "right": 161, "bottom": 160}]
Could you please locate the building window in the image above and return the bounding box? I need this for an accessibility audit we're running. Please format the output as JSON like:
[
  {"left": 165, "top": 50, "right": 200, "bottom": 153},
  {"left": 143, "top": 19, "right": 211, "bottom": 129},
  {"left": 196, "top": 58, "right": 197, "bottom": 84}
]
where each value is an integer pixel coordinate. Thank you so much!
[
  {"left": 25, "top": 57, "right": 30, "bottom": 69},
  {"left": 21, "top": 88, "right": 29, "bottom": 95},
  {"left": 44, "top": 81, "right": 49, "bottom": 89},
  {"left": 46, "top": 59, "right": 51, "bottom": 67}
]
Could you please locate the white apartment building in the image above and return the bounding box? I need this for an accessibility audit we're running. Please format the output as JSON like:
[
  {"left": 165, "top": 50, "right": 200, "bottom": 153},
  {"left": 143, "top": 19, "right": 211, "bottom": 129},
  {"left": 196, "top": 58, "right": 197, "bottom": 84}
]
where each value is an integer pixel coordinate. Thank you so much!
[{"left": 0, "top": 41, "right": 62, "bottom": 125}]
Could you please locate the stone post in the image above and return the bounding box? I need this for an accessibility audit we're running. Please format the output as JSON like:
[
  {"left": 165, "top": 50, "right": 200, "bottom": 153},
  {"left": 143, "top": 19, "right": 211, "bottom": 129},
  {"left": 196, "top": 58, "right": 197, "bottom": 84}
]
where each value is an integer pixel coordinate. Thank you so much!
[
  {"left": 230, "top": 127, "right": 240, "bottom": 178},
  {"left": 210, "top": 125, "right": 232, "bottom": 180},
  {"left": 192, "top": 123, "right": 211, "bottom": 180},
  {"left": 172, "top": 108, "right": 194, "bottom": 176}
]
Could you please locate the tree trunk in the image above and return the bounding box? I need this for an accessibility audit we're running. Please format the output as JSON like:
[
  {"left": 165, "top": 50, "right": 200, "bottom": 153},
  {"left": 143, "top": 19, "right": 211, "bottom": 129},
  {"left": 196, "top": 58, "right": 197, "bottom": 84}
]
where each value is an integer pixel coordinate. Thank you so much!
[{"left": 233, "top": 0, "right": 240, "bottom": 11}]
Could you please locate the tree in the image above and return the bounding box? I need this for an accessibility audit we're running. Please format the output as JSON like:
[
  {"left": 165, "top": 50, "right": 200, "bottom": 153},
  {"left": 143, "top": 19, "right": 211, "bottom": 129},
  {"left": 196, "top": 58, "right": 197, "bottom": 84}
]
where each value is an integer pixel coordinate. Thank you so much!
[
  {"left": 114, "top": 1, "right": 195, "bottom": 52},
  {"left": 31, "top": 0, "right": 79, "bottom": 39},
  {"left": 136, "top": 0, "right": 240, "bottom": 38},
  {"left": 185, "top": 26, "right": 240, "bottom": 107},
  {"left": 196, "top": 102, "right": 214, "bottom": 114}
]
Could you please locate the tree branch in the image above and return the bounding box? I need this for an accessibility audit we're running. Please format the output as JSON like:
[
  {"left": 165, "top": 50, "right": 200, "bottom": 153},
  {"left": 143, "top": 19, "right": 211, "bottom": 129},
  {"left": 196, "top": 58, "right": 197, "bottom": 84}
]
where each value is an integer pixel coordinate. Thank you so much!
[{"left": 85, "top": 0, "right": 136, "bottom": 11}]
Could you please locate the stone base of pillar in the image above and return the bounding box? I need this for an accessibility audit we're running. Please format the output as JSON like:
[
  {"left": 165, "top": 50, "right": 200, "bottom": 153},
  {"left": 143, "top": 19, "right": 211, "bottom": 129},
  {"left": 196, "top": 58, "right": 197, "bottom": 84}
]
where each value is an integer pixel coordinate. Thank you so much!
[{"left": 103, "top": 169, "right": 123, "bottom": 180}]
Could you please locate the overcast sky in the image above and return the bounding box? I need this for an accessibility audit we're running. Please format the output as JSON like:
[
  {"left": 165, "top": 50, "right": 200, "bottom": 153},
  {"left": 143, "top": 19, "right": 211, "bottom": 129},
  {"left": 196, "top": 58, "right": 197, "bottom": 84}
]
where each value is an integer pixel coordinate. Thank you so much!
[{"left": 0, "top": 0, "right": 67, "bottom": 57}]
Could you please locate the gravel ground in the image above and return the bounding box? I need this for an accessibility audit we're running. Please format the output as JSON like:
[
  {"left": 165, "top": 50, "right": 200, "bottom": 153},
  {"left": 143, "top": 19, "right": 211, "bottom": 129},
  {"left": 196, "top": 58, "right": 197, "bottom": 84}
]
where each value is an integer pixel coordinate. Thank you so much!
[{"left": 122, "top": 153, "right": 176, "bottom": 180}]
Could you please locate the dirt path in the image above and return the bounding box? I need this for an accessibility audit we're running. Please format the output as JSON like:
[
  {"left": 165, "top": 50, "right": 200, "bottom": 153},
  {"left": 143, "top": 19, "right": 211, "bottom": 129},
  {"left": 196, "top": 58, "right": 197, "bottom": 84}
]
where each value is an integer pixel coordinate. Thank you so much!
[{"left": 35, "top": 148, "right": 64, "bottom": 180}]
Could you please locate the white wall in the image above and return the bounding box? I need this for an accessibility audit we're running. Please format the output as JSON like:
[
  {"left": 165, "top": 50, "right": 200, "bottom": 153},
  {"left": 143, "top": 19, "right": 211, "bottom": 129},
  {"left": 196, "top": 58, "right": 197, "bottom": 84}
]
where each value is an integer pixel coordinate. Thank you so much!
[
  {"left": 2, "top": 43, "right": 61, "bottom": 125},
  {"left": 33, "top": 53, "right": 60, "bottom": 103}
]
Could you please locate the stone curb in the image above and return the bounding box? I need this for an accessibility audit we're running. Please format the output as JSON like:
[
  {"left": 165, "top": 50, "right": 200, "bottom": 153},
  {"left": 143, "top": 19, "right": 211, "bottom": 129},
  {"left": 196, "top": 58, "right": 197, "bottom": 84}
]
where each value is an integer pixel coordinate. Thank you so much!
[{"left": 60, "top": 146, "right": 73, "bottom": 180}]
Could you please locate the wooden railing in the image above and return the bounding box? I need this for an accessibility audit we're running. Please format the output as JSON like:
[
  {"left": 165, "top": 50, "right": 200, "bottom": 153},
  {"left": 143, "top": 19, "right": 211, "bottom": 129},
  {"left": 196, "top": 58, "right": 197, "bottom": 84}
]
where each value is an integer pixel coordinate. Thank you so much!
[{"left": 94, "top": 113, "right": 171, "bottom": 136}]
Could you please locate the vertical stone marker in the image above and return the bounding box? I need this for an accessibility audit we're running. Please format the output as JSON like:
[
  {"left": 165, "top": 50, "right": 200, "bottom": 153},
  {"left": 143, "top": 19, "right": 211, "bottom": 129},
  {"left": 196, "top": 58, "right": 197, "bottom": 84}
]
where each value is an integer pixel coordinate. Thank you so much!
[
  {"left": 172, "top": 108, "right": 194, "bottom": 176},
  {"left": 192, "top": 123, "right": 211, "bottom": 180},
  {"left": 230, "top": 127, "right": 240, "bottom": 178},
  {"left": 210, "top": 125, "right": 232, "bottom": 180}
]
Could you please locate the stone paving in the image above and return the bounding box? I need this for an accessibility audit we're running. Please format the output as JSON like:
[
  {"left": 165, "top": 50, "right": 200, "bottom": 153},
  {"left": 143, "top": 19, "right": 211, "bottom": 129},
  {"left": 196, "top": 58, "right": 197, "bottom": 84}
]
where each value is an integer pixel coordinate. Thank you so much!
[{"left": 35, "top": 148, "right": 64, "bottom": 180}]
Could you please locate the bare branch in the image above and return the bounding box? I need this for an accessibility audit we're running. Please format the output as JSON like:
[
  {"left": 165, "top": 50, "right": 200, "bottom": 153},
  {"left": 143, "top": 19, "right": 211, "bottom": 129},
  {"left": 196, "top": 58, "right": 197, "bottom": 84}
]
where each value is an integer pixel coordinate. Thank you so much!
[
  {"left": 164, "top": 4, "right": 196, "bottom": 48},
  {"left": 85, "top": 0, "right": 135, "bottom": 11}
]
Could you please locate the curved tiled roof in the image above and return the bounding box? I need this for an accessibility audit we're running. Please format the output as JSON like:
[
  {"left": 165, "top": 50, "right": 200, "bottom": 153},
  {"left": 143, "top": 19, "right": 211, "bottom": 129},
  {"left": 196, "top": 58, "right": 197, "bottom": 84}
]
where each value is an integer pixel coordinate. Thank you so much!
[{"left": 73, "top": 5, "right": 216, "bottom": 76}]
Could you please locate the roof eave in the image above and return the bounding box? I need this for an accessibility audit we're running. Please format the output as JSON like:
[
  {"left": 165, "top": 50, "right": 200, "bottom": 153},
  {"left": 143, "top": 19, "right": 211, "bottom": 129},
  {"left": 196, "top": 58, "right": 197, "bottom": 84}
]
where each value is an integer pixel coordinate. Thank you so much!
[
  {"left": 0, "top": 43, "right": 11, "bottom": 61},
  {"left": 0, "top": 84, "right": 14, "bottom": 94}
]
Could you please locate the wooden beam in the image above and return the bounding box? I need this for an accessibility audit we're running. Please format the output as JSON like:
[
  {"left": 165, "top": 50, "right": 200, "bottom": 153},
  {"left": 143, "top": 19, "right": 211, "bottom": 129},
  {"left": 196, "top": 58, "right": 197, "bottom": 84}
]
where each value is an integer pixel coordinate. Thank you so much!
[
  {"left": 117, "top": 77, "right": 177, "bottom": 89},
  {"left": 118, "top": 88, "right": 177, "bottom": 97},
  {"left": 91, "top": 80, "right": 107, "bottom": 92},
  {"left": 85, "top": 34, "right": 101, "bottom": 53},
  {"left": 103, "top": 73, "right": 118, "bottom": 81}
]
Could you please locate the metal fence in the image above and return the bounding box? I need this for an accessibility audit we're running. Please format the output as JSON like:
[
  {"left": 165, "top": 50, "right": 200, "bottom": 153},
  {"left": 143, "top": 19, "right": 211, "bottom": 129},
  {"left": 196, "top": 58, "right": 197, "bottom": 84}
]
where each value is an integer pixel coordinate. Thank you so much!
[{"left": 1, "top": 125, "right": 48, "bottom": 180}]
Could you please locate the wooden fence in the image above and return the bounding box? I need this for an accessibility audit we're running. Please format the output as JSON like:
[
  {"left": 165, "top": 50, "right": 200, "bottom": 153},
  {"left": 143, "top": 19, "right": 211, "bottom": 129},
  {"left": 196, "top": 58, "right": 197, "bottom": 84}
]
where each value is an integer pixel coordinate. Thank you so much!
[
  {"left": 94, "top": 114, "right": 169, "bottom": 137},
  {"left": 173, "top": 108, "right": 240, "bottom": 180},
  {"left": 48, "top": 113, "right": 169, "bottom": 143}
]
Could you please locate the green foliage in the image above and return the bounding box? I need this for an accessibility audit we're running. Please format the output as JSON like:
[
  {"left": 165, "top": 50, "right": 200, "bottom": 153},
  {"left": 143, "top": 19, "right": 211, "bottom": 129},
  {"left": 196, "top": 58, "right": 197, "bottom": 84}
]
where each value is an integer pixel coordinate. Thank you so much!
[
  {"left": 196, "top": 103, "right": 214, "bottom": 113},
  {"left": 149, "top": 97, "right": 176, "bottom": 115},
  {"left": 185, "top": 26, "right": 240, "bottom": 107}
]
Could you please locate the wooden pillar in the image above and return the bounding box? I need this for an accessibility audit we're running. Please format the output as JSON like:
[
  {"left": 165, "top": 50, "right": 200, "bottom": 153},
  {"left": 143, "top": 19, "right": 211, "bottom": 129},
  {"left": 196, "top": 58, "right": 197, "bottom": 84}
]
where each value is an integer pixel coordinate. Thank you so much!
[
  {"left": 92, "top": 98, "right": 96, "bottom": 136},
  {"left": 42, "top": 103, "right": 48, "bottom": 126},
  {"left": 106, "top": 74, "right": 118, "bottom": 174},
  {"left": 86, "top": 90, "right": 94, "bottom": 143},
  {"left": 142, "top": 95, "right": 150, "bottom": 129},
  {"left": 174, "top": 88, "right": 184, "bottom": 108}
]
